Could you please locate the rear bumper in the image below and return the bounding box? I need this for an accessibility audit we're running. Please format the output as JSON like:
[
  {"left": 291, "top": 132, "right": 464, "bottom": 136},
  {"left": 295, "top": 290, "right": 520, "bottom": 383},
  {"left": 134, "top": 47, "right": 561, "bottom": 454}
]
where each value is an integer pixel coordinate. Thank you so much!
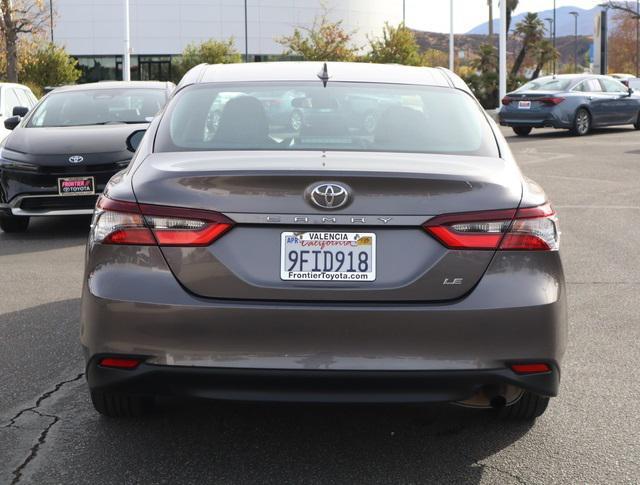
[
  {"left": 81, "top": 246, "right": 568, "bottom": 401},
  {"left": 499, "top": 109, "right": 572, "bottom": 129},
  {"left": 86, "top": 357, "right": 560, "bottom": 403}
]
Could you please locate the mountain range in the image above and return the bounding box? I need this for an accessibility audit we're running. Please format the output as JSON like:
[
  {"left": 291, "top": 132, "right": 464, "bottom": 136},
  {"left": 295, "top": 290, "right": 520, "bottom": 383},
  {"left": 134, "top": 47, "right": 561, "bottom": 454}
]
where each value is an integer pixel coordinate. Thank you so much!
[{"left": 468, "top": 6, "right": 601, "bottom": 37}]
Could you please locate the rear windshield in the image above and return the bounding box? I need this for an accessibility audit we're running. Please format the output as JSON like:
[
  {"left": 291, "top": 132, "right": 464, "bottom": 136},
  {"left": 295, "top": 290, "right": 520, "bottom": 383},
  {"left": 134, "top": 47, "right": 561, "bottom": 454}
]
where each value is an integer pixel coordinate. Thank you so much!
[
  {"left": 517, "top": 78, "right": 573, "bottom": 92},
  {"left": 28, "top": 88, "right": 167, "bottom": 127},
  {"left": 155, "top": 82, "right": 498, "bottom": 157}
]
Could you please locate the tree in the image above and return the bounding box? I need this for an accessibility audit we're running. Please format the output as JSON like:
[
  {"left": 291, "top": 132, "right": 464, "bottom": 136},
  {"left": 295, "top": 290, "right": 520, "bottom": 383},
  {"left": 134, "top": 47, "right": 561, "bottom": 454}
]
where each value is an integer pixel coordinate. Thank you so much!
[
  {"left": 530, "top": 39, "right": 558, "bottom": 79},
  {"left": 421, "top": 48, "right": 448, "bottom": 67},
  {"left": 608, "top": 4, "right": 640, "bottom": 74},
  {"left": 510, "top": 12, "right": 545, "bottom": 76},
  {"left": 174, "top": 38, "right": 241, "bottom": 80},
  {"left": 506, "top": 0, "right": 519, "bottom": 34},
  {"left": 19, "top": 42, "right": 80, "bottom": 95},
  {"left": 277, "top": 5, "right": 359, "bottom": 61},
  {"left": 366, "top": 23, "right": 422, "bottom": 66},
  {"left": 465, "top": 44, "right": 499, "bottom": 107},
  {"left": 0, "top": 0, "right": 48, "bottom": 82}
]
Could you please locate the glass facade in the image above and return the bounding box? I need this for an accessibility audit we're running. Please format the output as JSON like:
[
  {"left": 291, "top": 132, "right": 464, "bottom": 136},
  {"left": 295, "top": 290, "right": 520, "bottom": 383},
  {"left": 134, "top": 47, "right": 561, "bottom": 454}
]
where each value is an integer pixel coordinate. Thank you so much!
[
  {"left": 74, "top": 54, "right": 293, "bottom": 84},
  {"left": 75, "top": 55, "right": 173, "bottom": 83}
]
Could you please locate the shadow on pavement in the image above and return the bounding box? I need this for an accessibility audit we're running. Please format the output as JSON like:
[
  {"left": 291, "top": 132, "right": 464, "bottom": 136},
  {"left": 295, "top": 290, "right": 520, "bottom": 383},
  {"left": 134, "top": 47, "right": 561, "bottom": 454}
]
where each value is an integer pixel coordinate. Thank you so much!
[
  {"left": 0, "top": 215, "right": 91, "bottom": 256},
  {"left": 69, "top": 398, "right": 534, "bottom": 483}
]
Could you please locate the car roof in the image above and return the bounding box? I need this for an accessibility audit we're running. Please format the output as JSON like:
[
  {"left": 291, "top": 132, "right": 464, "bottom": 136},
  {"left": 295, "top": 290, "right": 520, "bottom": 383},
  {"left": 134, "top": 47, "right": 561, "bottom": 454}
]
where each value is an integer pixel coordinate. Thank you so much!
[
  {"left": 50, "top": 81, "right": 173, "bottom": 93},
  {"left": 178, "top": 62, "right": 462, "bottom": 90},
  {"left": 0, "top": 82, "right": 33, "bottom": 89}
]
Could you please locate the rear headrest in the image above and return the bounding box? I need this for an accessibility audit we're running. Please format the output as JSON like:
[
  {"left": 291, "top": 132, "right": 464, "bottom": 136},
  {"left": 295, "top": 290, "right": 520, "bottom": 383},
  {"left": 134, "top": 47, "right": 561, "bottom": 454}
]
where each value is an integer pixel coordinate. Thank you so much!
[
  {"left": 375, "top": 106, "right": 429, "bottom": 147},
  {"left": 215, "top": 96, "right": 269, "bottom": 144}
]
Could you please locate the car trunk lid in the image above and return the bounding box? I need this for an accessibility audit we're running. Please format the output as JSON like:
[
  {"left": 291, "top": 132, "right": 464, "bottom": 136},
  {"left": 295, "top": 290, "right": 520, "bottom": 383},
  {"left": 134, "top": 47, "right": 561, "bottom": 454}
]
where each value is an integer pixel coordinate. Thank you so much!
[{"left": 131, "top": 150, "right": 523, "bottom": 302}]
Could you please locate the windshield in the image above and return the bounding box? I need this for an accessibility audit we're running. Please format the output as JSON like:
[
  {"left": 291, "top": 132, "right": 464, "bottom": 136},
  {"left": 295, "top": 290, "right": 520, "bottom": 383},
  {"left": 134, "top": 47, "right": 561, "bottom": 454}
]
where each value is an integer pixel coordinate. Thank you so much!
[
  {"left": 517, "top": 78, "right": 573, "bottom": 92},
  {"left": 155, "top": 82, "right": 498, "bottom": 157},
  {"left": 28, "top": 88, "right": 167, "bottom": 127}
]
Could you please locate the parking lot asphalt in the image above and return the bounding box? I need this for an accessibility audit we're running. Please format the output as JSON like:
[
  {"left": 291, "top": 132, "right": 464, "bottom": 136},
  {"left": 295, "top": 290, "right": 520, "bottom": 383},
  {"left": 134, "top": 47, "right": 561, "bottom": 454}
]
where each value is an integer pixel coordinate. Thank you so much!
[{"left": 1, "top": 126, "right": 639, "bottom": 484}]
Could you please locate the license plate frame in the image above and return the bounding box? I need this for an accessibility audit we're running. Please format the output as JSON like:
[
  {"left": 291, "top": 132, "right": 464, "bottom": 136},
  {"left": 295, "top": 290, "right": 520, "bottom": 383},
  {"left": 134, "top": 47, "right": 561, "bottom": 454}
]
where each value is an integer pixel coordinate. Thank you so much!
[
  {"left": 280, "top": 231, "right": 376, "bottom": 282},
  {"left": 518, "top": 100, "right": 532, "bottom": 110},
  {"left": 57, "top": 176, "right": 95, "bottom": 196}
]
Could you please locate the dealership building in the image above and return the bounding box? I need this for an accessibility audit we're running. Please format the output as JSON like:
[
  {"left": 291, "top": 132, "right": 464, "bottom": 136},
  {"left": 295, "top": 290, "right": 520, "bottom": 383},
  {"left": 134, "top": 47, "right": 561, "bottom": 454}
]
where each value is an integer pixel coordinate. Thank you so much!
[{"left": 51, "top": 0, "right": 404, "bottom": 83}]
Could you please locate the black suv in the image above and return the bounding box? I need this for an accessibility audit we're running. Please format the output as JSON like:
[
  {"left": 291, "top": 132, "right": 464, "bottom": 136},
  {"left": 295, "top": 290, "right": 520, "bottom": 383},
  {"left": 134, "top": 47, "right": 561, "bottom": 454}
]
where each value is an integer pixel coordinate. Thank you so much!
[{"left": 0, "top": 81, "right": 174, "bottom": 232}]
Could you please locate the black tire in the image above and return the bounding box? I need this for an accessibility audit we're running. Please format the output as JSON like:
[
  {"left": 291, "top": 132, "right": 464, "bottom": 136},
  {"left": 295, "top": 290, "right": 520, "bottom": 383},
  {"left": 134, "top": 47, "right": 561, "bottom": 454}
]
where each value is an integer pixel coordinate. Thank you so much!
[
  {"left": 512, "top": 126, "right": 532, "bottom": 137},
  {"left": 571, "top": 108, "right": 591, "bottom": 136},
  {"left": 90, "top": 389, "right": 153, "bottom": 418},
  {"left": 0, "top": 215, "right": 30, "bottom": 233},
  {"left": 499, "top": 391, "right": 550, "bottom": 420},
  {"left": 634, "top": 112, "right": 640, "bottom": 130}
]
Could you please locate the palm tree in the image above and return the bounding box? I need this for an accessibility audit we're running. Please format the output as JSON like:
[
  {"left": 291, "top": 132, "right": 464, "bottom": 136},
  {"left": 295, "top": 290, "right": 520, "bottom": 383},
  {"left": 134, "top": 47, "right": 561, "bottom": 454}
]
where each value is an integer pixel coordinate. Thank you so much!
[
  {"left": 506, "top": 0, "right": 519, "bottom": 34},
  {"left": 473, "top": 44, "right": 498, "bottom": 73},
  {"left": 531, "top": 39, "right": 558, "bottom": 79},
  {"left": 510, "top": 12, "right": 545, "bottom": 76},
  {"left": 488, "top": 0, "right": 493, "bottom": 36}
]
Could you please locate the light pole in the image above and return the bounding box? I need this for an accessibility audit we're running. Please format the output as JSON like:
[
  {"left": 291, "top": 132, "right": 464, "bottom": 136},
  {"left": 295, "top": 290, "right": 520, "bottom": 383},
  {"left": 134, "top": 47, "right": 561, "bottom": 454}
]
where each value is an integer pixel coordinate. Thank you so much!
[
  {"left": 552, "top": 0, "right": 557, "bottom": 75},
  {"left": 49, "top": 0, "right": 54, "bottom": 43},
  {"left": 636, "top": 0, "right": 639, "bottom": 77},
  {"left": 499, "top": 0, "right": 506, "bottom": 107},
  {"left": 569, "top": 11, "right": 579, "bottom": 73},
  {"left": 545, "top": 17, "right": 554, "bottom": 74},
  {"left": 244, "top": 0, "right": 248, "bottom": 62},
  {"left": 449, "top": 0, "right": 454, "bottom": 71},
  {"left": 123, "top": 0, "right": 130, "bottom": 81},
  {"left": 403, "top": 0, "right": 405, "bottom": 25}
]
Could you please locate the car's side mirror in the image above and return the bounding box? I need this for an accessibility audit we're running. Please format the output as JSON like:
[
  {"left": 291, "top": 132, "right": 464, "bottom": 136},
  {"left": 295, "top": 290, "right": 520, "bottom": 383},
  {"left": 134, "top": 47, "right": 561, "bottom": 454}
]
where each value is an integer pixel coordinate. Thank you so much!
[
  {"left": 12, "top": 106, "right": 29, "bottom": 117},
  {"left": 628, "top": 87, "right": 634, "bottom": 96},
  {"left": 126, "top": 129, "right": 146, "bottom": 152},
  {"left": 4, "top": 115, "right": 21, "bottom": 131}
]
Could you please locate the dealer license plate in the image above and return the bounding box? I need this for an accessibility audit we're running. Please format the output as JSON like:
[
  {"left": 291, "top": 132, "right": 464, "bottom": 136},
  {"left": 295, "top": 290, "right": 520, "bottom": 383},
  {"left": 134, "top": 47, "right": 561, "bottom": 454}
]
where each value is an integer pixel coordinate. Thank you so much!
[
  {"left": 58, "top": 177, "right": 95, "bottom": 196},
  {"left": 518, "top": 100, "right": 531, "bottom": 109},
  {"left": 280, "top": 231, "right": 376, "bottom": 281}
]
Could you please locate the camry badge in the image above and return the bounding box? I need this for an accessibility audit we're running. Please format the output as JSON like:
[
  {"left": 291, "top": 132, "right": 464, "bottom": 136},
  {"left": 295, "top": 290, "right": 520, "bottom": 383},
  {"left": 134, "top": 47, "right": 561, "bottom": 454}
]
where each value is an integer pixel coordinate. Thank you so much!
[
  {"left": 308, "top": 183, "right": 350, "bottom": 210},
  {"left": 68, "top": 155, "right": 84, "bottom": 164}
]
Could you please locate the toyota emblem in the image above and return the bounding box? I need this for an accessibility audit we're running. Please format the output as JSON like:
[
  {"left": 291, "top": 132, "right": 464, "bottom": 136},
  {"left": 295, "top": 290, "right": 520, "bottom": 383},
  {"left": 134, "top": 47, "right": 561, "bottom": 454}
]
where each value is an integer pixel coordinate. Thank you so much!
[
  {"left": 308, "top": 183, "right": 350, "bottom": 210},
  {"left": 68, "top": 155, "right": 84, "bottom": 164}
]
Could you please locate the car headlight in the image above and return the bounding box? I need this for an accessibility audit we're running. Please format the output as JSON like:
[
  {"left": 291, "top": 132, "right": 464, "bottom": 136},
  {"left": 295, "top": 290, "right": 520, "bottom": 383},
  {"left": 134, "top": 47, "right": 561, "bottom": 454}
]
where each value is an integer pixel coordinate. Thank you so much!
[{"left": 0, "top": 147, "right": 39, "bottom": 172}]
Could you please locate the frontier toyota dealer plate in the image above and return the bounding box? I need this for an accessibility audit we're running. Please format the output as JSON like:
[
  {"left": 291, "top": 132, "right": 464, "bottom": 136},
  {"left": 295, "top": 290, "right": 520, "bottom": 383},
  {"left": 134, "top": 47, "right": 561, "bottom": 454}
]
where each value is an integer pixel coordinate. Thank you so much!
[
  {"left": 57, "top": 176, "right": 95, "bottom": 196},
  {"left": 280, "top": 231, "right": 376, "bottom": 281}
]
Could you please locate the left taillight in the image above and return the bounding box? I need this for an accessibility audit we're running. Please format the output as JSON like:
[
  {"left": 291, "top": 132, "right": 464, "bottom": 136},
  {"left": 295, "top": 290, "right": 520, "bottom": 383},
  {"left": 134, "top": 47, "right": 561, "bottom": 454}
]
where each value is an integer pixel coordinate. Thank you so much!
[
  {"left": 91, "top": 196, "right": 234, "bottom": 246},
  {"left": 424, "top": 203, "right": 559, "bottom": 251}
]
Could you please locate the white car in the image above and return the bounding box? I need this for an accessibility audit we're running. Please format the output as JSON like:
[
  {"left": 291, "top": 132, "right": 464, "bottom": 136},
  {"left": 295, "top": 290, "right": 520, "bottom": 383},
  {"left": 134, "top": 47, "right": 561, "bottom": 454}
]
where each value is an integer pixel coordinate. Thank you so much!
[{"left": 0, "top": 83, "right": 38, "bottom": 141}]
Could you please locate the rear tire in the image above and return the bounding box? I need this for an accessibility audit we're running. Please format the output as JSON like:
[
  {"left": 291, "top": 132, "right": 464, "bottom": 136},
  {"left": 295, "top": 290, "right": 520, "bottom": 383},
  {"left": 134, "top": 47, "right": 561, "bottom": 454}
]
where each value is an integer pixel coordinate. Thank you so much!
[
  {"left": 634, "top": 112, "right": 640, "bottom": 130},
  {"left": 571, "top": 108, "right": 591, "bottom": 136},
  {"left": 0, "top": 215, "right": 30, "bottom": 233},
  {"left": 512, "top": 126, "right": 532, "bottom": 136},
  {"left": 90, "top": 389, "right": 153, "bottom": 417},
  {"left": 499, "top": 391, "right": 550, "bottom": 420}
]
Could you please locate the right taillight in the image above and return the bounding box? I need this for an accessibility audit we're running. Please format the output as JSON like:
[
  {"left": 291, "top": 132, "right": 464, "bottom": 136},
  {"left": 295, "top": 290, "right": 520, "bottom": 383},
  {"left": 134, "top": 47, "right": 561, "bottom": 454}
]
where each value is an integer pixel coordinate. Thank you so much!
[
  {"left": 424, "top": 203, "right": 559, "bottom": 251},
  {"left": 91, "top": 196, "right": 234, "bottom": 246}
]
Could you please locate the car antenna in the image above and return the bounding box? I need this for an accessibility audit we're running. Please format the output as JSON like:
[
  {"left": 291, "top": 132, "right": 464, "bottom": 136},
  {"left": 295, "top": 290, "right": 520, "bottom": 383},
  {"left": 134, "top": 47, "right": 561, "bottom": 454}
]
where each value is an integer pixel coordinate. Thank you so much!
[{"left": 317, "top": 62, "right": 330, "bottom": 87}]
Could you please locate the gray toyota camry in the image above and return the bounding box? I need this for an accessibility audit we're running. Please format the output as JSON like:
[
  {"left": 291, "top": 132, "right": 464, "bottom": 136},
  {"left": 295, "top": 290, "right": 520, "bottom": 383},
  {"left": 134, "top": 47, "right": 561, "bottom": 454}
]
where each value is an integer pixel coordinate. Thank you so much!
[{"left": 81, "top": 62, "right": 567, "bottom": 420}]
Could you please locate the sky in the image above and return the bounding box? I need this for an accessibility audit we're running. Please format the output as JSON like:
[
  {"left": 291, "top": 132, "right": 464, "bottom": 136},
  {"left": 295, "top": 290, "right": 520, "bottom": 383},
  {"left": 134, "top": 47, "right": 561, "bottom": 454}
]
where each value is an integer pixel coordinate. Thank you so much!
[{"left": 404, "top": 0, "right": 603, "bottom": 33}]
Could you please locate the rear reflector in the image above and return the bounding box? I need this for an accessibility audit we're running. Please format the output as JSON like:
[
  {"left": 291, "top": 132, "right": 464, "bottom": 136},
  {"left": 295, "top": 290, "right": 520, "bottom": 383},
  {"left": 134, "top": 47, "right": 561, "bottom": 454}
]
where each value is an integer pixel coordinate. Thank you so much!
[
  {"left": 92, "top": 196, "right": 234, "bottom": 246},
  {"left": 511, "top": 363, "right": 552, "bottom": 374},
  {"left": 424, "top": 203, "right": 559, "bottom": 251},
  {"left": 99, "top": 357, "right": 141, "bottom": 369}
]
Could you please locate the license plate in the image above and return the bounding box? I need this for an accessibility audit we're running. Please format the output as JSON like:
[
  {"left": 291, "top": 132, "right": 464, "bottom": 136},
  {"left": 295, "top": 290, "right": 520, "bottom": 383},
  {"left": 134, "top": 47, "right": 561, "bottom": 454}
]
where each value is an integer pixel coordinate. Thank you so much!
[
  {"left": 280, "top": 231, "right": 376, "bottom": 281},
  {"left": 518, "top": 100, "right": 531, "bottom": 109},
  {"left": 57, "top": 176, "right": 95, "bottom": 196}
]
